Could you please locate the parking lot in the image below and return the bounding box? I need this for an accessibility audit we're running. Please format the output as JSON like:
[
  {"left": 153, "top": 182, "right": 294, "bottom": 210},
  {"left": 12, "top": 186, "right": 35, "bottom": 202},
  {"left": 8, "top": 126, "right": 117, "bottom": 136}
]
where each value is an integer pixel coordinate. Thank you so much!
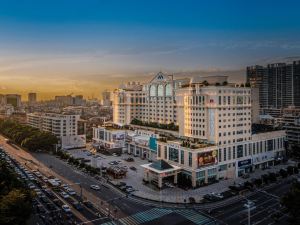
[{"left": 0, "top": 147, "right": 112, "bottom": 225}]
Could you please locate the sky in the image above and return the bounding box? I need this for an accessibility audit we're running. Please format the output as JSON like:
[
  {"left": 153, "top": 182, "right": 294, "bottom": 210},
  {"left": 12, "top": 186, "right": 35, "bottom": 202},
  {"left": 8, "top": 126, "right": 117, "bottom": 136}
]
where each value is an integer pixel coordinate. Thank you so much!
[{"left": 0, "top": 0, "right": 300, "bottom": 100}]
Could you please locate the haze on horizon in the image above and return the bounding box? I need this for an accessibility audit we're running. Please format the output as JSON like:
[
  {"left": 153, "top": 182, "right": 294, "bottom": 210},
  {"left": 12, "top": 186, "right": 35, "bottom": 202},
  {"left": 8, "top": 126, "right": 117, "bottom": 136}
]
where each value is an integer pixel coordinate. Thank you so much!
[{"left": 0, "top": 0, "right": 300, "bottom": 100}]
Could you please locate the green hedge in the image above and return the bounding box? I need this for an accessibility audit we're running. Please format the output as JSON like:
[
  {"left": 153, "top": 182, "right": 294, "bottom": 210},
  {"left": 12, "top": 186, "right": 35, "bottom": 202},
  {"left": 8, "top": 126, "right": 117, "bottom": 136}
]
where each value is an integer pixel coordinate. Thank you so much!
[{"left": 0, "top": 119, "right": 58, "bottom": 152}]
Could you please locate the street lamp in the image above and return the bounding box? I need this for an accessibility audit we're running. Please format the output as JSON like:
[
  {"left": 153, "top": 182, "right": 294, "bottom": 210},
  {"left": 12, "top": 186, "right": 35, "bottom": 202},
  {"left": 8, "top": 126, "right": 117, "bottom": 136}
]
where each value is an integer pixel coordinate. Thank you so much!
[{"left": 242, "top": 198, "right": 254, "bottom": 225}]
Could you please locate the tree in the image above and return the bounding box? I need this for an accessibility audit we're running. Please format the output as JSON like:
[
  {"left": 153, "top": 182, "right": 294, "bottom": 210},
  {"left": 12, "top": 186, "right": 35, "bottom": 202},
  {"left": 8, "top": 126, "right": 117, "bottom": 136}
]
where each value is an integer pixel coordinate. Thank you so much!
[
  {"left": 282, "top": 182, "right": 300, "bottom": 224},
  {"left": 0, "top": 159, "right": 33, "bottom": 225},
  {"left": 202, "top": 80, "right": 209, "bottom": 86},
  {"left": 0, "top": 189, "right": 33, "bottom": 225}
]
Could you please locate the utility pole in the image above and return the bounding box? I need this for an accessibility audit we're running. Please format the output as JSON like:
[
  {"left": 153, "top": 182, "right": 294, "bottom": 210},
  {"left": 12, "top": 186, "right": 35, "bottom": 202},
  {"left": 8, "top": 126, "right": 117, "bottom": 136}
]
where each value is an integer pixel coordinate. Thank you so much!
[{"left": 248, "top": 202, "right": 251, "bottom": 225}]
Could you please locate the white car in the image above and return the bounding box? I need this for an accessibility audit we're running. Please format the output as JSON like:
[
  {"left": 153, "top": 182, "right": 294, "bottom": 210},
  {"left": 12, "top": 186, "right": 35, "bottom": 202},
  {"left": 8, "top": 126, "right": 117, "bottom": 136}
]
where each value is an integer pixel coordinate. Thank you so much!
[
  {"left": 62, "top": 204, "right": 71, "bottom": 213},
  {"left": 60, "top": 191, "right": 70, "bottom": 199},
  {"left": 90, "top": 185, "right": 100, "bottom": 190},
  {"left": 66, "top": 188, "right": 76, "bottom": 195}
]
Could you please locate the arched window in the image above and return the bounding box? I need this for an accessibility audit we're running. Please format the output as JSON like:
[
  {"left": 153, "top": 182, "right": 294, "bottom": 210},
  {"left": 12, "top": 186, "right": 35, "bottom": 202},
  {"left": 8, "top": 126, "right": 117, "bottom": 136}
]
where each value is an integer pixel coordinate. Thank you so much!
[
  {"left": 165, "top": 83, "right": 172, "bottom": 96},
  {"left": 157, "top": 84, "right": 164, "bottom": 96},
  {"left": 150, "top": 85, "right": 156, "bottom": 96}
]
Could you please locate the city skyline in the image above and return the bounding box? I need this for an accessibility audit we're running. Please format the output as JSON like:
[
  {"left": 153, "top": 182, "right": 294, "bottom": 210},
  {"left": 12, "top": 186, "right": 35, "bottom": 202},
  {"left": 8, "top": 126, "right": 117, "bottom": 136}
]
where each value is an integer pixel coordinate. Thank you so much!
[{"left": 1, "top": 0, "right": 300, "bottom": 99}]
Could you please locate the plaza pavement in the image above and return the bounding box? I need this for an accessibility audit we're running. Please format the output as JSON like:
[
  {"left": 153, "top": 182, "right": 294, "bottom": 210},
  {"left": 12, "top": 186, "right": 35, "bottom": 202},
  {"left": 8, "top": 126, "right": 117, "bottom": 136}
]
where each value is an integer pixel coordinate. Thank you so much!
[{"left": 67, "top": 149, "right": 295, "bottom": 203}]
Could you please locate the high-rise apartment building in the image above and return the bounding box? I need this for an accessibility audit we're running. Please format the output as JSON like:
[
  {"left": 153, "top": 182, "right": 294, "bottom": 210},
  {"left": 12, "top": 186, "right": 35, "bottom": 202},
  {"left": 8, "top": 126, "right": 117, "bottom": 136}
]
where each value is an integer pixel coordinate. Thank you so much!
[
  {"left": 28, "top": 93, "right": 37, "bottom": 105},
  {"left": 27, "top": 113, "right": 86, "bottom": 149},
  {"left": 247, "top": 60, "right": 300, "bottom": 113}
]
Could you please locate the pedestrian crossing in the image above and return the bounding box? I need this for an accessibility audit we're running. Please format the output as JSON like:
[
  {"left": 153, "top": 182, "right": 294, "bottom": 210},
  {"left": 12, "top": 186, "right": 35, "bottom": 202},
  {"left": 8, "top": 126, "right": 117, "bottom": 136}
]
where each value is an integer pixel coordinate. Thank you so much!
[
  {"left": 117, "top": 208, "right": 214, "bottom": 225},
  {"left": 99, "top": 222, "right": 116, "bottom": 225},
  {"left": 174, "top": 209, "right": 215, "bottom": 225}
]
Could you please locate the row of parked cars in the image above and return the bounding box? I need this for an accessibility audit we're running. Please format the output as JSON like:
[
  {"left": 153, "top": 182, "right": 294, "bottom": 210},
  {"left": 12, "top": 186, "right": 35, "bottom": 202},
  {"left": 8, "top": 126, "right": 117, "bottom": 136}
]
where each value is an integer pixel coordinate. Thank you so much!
[{"left": 0, "top": 148, "right": 78, "bottom": 225}]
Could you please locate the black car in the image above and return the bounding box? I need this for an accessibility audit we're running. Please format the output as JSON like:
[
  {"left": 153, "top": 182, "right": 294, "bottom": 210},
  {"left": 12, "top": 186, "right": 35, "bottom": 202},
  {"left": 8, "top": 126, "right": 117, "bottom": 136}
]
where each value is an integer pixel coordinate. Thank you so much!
[
  {"left": 83, "top": 200, "right": 93, "bottom": 208},
  {"left": 72, "top": 201, "right": 83, "bottom": 211},
  {"left": 36, "top": 205, "right": 46, "bottom": 213},
  {"left": 46, "top": 203, "right": 56, "bottom": 210}
]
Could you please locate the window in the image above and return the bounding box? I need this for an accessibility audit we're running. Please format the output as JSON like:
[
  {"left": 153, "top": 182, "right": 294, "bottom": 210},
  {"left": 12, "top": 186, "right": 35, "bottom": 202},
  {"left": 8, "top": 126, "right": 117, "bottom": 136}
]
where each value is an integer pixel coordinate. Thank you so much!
[
  {"left": 188, "top": 152, "right": 192, "bottom": 167},
  {"left": 218, "top": 149, "right": 222, "bottom": 162},
  {"left": 233, "top": 146, "right": 236, "bottom": 159},
  {"left": 267, "top": 139, "right": 273, "bottom": 151},
  {"left": 150, "top": 85, "right": 156, "bottom": 96},
  {"left": 223, "top": 148, "right": 227, "bottom": 161},
  {"left": 164, "top": 146, "right": 167, "bottom": 159},
  {"left": 237, "top": 145, "right": 243, "bottom": 158},
  {"left": 180, "top": 150, "right": 184, "bottom": 164},
  {"left": 157, "top": 84, "right": 164, "bottom": 96},
  {"left": 165, "top": 84, "right": 172, "bottom": 96},
  {"left": 158, "top": 145, "right": 161, "bottom": 157},
  {"left": 228, "top": 147, "right": 231, "bottom": 160}
]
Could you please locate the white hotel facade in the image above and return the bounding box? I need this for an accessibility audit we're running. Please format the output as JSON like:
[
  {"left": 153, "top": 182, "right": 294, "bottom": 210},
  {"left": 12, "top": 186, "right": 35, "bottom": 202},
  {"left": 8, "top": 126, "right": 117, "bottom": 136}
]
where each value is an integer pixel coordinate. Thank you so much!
[
  {"left": 96, "top": 72, "right": 286, "bottom": 188},
  {"left": 27, "top": 113, "right": 86, "bottom": 149}
]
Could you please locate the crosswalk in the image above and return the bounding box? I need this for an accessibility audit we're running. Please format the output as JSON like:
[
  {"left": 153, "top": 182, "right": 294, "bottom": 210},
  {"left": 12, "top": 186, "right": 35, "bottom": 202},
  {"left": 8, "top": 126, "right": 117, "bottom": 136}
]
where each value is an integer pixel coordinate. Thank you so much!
[
  {"left": 116, "top": 208, "right": 215, "bottom": 225},
  {"left": 99, "top": 222, "right": 116, "bottom": 225},
  {"left": 174, "top": 209, "right": 215, "bottom": 225}
]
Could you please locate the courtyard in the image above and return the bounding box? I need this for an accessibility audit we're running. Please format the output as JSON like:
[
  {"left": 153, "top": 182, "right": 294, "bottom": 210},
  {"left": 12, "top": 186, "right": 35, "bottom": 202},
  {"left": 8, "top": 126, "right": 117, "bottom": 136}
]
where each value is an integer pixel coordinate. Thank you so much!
[{"left": 67, "top": 148, "right": 295, "bottom": 203}]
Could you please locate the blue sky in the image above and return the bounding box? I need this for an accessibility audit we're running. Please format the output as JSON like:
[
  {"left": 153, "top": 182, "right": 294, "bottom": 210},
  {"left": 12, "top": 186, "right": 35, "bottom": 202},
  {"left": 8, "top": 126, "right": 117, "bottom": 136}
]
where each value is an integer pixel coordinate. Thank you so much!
[{"left": 0, "top": 0, "right": 299, "bottom": 98}]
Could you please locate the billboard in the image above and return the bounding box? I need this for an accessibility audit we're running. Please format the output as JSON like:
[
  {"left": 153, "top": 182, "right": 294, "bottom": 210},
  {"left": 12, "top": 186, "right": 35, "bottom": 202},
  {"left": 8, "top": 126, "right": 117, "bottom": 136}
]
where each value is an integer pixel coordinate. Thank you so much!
[
  {"left": 112, "top": 133, "right": 125, "bottom": 141},
  {"left": 197, "top": 150, "right": 218, "bottom": 167}
]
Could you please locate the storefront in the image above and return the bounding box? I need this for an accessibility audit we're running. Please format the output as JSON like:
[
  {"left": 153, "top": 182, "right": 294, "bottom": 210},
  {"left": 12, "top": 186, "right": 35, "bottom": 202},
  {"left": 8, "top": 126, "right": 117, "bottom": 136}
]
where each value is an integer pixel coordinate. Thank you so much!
[
  {"left": 237, "top": 158, "right": 252, "bottom": 177},
  {"left": 252, "top": 151, "right": 275, "bottom": 169},
  {"left": 141, "top": 160, "right": 181, "bottom": 189}
]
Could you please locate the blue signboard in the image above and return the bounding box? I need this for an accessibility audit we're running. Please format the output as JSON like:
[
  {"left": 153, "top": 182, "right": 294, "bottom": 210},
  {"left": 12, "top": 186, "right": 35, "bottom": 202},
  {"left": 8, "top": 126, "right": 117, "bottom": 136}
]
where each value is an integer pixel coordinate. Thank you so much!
[
  {"left": 238, "top": 159, "right": 252, "bottom": 168},
  {"left": 149, "top": 137, "right": 157, "bottom": 152}
]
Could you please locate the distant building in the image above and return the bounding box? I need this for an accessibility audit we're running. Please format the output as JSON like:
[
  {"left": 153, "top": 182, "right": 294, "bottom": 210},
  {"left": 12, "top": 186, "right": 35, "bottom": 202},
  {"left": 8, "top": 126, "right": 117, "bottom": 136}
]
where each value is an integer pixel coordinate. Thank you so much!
[
  {"left": 28, "top": 93, "right": 37, "bottom": 105},
  {"left": 55, "top": 95, "right": 85, "bottom": 106},
  {"left": 4, "top": 94, "right": 21, "bottom": 108},
  {"left": 27, "top": 113, "right": 86, "bottom": 149},
  {"left": 55, "top": 95, "right": 74, "bottom": 105},
  {"left": 102, "top": 90, "right": 112, "bottom": 107},
  {"left": 247, "top": 60, "right": 300, "bottom": 114}
]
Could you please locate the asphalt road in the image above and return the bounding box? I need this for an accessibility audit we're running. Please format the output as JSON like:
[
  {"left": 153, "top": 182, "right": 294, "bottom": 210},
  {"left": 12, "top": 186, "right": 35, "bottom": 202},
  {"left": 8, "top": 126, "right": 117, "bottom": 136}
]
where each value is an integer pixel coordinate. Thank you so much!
[
  {"left": 33, "top": 152, "right": 152, "bottom": 216},
  {"left": 211, "top": 179, "right": 293, "bottom": 225}
]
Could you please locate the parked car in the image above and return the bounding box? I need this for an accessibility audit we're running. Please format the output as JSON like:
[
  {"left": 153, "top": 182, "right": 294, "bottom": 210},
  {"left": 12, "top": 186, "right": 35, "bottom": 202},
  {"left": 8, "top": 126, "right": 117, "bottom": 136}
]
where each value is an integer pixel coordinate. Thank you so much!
[
  {"left": 62, "top": 204, "right": 71, "bottom": 213},
  {"left": 90, "top": 185, "right": 100, "bottom": 190},
  {"left": 83, "top": 201, "right": 93, "bottom": 208},
  {"left": 72, "top": 201, "right": 83, "bottom": 211},
  {"left": 66, "top": 188, "right": 76, "bottom": 195},
  {"left": 242, "top": 173, "right": 250, "bottom": 179},
  {"left": 60, "top": 191, "right": 70, "bottom": 199},
  {"left": 129, "top": 166, "right": 137, "bottom": 171}
]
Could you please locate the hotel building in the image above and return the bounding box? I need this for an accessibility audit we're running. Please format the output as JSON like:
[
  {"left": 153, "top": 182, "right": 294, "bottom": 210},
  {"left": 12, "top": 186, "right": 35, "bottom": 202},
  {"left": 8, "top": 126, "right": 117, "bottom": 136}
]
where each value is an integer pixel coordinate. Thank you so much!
[{"left": 96, "top": 72, "right": 286, "bottom": 188}]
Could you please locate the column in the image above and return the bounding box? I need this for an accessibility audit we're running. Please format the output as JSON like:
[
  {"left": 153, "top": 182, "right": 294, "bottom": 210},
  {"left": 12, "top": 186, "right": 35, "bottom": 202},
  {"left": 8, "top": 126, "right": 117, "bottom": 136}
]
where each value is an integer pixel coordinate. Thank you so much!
[
  {"left": 174, "top": 172, "right": 178, "bottom": 184},
  {"left": 158, "top": 176, "right": 162, "bottom": 189},
  {"left": 192, "top": 171, "right": 197, "bottom": 188}
]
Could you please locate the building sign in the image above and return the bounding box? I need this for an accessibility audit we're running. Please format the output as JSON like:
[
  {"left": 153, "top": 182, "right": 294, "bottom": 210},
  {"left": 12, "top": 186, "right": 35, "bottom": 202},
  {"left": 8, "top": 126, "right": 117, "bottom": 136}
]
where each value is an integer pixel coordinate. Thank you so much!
[
  {"left": 238, "top": 159, "right": 252, "bottom": 167},
  {"left": 112, "top": 133, "right": 125, "bottom": 141},
  {"left": 149, "top": 137, "right": 157, "bottom": 152},
  {"left": 252, "top": 151, "right": 274, "bottom": 164},
  {"left": 197, "top": 150, "right": 218, "bottom": 167}
]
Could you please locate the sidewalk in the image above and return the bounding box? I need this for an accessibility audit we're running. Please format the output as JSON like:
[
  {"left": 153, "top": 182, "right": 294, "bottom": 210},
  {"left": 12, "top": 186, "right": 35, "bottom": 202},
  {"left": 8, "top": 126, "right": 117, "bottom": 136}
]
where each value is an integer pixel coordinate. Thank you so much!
[{"left": 131, "top": 162, "right": 294, "bottom": 203}]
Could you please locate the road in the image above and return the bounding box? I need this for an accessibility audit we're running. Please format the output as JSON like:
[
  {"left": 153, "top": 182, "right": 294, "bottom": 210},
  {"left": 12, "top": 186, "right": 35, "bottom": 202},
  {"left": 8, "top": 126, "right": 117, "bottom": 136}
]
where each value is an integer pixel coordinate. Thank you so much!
[
  {"left": 211, "top": 179, "right": 293, "bottom": 225},
  {"left": 0, "top": 136, "right": 215, "bottom": 225}
]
